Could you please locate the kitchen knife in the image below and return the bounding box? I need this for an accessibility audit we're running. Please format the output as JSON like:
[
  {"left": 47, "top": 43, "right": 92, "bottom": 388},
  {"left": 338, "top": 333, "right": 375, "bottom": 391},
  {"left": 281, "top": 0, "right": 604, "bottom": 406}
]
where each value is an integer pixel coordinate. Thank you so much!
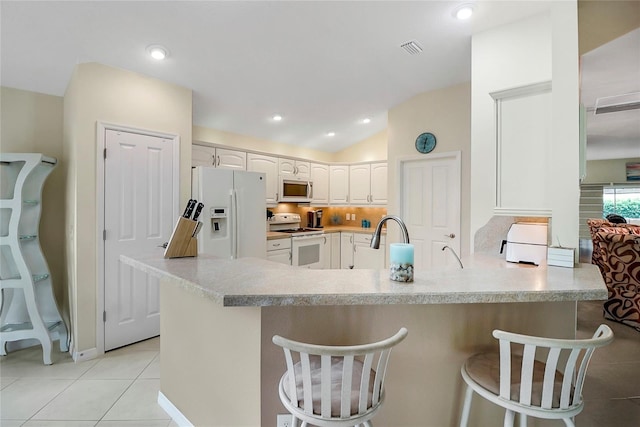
[
  {"left": 183, "top": 199, "right": 197, "bottom": 218},
  {"left": 192, "top": 221, "right": 203, "bottom": 237},
  {"left": 192, "top": 202, "right": 205, "bottom": 221}
]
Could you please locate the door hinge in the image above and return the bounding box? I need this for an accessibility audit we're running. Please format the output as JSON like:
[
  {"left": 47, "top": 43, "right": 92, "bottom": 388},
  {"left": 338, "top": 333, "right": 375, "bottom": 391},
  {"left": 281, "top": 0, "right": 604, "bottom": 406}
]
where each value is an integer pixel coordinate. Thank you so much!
[
  {"left": 103, "top": 311, "right": 106, "bottom": 322},
  {"left": 103, "top": 229, "right": 106, "bottom": 240}
]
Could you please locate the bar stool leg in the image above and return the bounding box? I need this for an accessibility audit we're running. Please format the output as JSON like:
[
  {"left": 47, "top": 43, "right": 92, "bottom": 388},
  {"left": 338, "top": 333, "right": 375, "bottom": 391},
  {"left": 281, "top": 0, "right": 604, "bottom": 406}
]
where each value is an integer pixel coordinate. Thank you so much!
[
  {"left": 459, "top": 384, "right": 473, "bottom": 427},
  {"left": 519, "top": 413, "right": 527, "bottom": 427},
  {"left": 503, "top": 409, "right": 515, "bottom": 427}
]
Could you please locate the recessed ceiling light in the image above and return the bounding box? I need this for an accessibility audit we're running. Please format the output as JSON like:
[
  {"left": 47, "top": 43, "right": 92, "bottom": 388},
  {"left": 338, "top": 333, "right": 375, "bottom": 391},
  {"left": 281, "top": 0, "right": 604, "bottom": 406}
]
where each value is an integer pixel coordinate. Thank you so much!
[
  {"left": 362, "top": 118, "right": 371, "bottom": 124},
  {"left": 454, "top": 4, "right": 474, "bottom": 20},
  {"left": 146, "top": 44, "right": 169, "bottom": 60},
  {"left": 326, "top": 132, "right": 336, "bottom": 137},
  {"left": 272, "top": 114, "right": 283, "bottom": 121}
]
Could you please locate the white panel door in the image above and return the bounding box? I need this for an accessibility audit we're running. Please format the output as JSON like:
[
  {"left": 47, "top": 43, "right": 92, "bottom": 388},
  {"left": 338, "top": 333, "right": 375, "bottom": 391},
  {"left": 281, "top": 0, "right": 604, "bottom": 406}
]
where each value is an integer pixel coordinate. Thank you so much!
[
  {"left": 401, "top": 154, "right": 460, "bottom": 270},
  {"left": 104, "top": 130, "right": 175, "bottom": 350}
]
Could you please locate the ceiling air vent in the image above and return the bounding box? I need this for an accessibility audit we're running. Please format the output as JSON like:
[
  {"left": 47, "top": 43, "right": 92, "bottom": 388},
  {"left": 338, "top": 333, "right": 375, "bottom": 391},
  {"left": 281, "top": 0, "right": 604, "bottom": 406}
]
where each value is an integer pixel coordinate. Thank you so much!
[
  {"left": 400, "top": 40, "right": 423, "bottom": 55},
  {"left": 594, "top": 92, "right": 640, "bottom": 114}
]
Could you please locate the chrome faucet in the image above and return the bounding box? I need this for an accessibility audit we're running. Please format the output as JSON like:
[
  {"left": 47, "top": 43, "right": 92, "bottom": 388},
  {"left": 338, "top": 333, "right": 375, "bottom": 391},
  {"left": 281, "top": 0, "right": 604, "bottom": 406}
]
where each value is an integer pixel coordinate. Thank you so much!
[
  {"left": 370, "top": 215, "right": 410, "bottom": 249},
  {"left": 442, "top": 245, "right": 464, "bottom": 269}
]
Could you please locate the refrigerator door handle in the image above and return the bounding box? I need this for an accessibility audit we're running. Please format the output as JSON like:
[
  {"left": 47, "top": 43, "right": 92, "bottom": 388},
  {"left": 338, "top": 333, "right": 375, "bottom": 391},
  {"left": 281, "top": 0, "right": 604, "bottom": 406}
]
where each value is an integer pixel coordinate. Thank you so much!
[{"left": 231, "top": 190, "right": 238, "bottom": 259}]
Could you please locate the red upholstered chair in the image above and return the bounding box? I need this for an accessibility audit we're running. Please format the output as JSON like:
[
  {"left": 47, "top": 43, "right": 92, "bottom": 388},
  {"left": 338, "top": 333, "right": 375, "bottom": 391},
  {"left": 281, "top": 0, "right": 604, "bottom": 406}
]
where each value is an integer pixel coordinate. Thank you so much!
[{"left": 594, "top": 231, "right": 640, "bottom": 331}]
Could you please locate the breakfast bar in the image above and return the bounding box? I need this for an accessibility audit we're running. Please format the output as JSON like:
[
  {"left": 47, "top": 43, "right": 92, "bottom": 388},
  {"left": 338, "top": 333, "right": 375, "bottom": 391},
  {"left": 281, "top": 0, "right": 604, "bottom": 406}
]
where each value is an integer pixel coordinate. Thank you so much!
[{"left": 122, "top": 253, "right": 607, "bottom": 427}]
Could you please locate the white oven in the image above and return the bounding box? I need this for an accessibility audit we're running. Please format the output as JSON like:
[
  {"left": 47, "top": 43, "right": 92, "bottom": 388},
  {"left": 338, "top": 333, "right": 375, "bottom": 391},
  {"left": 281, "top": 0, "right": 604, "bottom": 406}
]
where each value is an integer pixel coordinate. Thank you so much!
[{"left": 291, "top": 233, "right": 325, "bottom": 269}]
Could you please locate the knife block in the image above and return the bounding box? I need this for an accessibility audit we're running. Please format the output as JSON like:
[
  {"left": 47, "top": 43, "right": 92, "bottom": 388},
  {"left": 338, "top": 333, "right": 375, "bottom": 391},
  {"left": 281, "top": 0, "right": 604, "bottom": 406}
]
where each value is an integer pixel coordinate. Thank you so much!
[{"left": 164, "top": 217, "right": 198, "bottom": 258}]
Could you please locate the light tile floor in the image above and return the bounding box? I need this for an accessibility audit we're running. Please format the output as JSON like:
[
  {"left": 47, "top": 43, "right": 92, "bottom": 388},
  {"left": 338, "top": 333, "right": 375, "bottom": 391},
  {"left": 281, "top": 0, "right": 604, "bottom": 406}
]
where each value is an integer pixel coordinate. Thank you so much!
[
  {"left": 0, "top": 301, "right": 639, "bottom": 427},
  {"left": 0, "top": 336, "right": 176, "bottom": 427}
]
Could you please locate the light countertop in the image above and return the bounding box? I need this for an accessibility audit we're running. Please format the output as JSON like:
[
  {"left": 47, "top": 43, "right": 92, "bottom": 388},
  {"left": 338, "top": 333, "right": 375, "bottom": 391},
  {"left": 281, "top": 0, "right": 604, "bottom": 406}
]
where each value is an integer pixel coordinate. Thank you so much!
[{"left": 121, "top": 252, "right": 607, "bottom": 307}]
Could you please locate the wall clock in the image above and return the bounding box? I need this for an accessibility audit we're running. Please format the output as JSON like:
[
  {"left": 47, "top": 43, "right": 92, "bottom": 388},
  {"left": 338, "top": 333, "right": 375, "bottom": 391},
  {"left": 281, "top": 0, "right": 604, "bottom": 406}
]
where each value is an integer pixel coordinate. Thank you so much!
[{"left": 415, "top": 132, "right": 436, "bottom": 154}]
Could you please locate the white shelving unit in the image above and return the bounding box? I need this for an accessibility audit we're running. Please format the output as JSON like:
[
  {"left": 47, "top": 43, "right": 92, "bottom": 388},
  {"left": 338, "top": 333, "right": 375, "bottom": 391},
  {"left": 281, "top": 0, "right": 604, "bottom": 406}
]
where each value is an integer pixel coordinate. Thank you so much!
[{"left": 0, "top": 153, "right": 68, "bottom": 364}]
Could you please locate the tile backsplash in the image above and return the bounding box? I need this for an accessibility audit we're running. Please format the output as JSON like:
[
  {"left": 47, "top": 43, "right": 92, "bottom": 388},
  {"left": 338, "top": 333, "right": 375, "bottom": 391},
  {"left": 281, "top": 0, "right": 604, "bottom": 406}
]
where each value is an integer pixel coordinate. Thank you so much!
[{"left": 269, "top": 204, "right": 387, "bottom": 228}]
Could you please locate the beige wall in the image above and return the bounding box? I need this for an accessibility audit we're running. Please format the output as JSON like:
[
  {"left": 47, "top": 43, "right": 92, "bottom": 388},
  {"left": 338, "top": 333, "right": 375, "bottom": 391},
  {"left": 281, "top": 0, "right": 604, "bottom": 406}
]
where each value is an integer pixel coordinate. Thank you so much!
[
  {"left": 0, "top": 87, "right": 67, "bottom": 317},
  {"left": 471, "top": 3, "right": 580, "bottom": 253},
  {"left": 583, "top": 158, "right": 640, "bottom": 184},
  {"left": 333, "top": 129, "right": 387, "bottom": 163},
  {"left": 193, "top": 125, "right": 334, "bottom": 163},
  {"left": 194, "top": 125, "right": 387, "bottom": 164},
  {"left": 387, "top": 82, "right": 471, "bottom": 256},
  {"left": 63, "top": 63, "right": 192, "bottom": 355}
]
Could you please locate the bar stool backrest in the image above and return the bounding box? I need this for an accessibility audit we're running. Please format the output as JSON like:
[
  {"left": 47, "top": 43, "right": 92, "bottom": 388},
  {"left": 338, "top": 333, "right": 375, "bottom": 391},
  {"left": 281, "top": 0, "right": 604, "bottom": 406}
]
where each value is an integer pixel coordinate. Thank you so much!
[
  {"left": 272, "top": 328, "right": 407, "bottom": 426},
  {"left": 493, "top": 324, "right": 614, "bottom": 411}
]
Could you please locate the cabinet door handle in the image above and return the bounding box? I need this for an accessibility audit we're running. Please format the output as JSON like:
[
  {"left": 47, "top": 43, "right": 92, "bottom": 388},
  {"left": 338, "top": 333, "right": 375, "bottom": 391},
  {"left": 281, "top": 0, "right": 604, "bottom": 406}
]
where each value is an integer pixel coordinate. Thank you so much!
[
  {"left": 211, "top": 155, "right": 215, "bottom": 166},
  {"left": 273, "top": 243, "right": 280, "bottom": 247},
  {"left": 323, "top": 236, "right": 327, "bottom": 244},
  {"left": 217, "top": 155, "right": 221, "bottom": 167},
  {"left": 289, "top": 251, "right": 292, "bottom": 261},
  {"left": 275, "top": 192, "right": 279, "bottom": 202}
]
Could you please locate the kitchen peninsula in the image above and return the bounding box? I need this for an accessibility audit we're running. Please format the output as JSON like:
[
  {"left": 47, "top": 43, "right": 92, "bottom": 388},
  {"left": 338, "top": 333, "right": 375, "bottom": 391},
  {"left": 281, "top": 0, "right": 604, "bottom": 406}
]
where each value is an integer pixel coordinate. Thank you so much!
[{"left": 122, "top": 253, "right": 607, "bottom": 427}]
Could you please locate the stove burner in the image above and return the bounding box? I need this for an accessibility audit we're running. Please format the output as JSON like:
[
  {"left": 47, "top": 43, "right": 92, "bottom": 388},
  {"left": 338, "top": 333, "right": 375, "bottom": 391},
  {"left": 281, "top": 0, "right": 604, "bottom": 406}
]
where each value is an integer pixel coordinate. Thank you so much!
[{"left": 280, "top": 228, "right": 317, "bottom": 233}]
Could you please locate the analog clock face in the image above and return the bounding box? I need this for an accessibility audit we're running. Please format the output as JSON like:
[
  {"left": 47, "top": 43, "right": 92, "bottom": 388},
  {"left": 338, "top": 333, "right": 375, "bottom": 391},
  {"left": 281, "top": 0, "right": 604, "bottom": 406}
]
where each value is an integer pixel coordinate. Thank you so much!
[{"left": 415, "top": 132, "right": 436, "bottom": 154}]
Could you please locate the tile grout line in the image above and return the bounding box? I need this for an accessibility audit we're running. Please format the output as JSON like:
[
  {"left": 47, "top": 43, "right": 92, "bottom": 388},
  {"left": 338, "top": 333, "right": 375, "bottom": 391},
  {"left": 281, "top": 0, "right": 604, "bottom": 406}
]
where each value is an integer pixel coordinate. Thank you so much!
[{"left": 96, "top": 347, "right": 161, "bottom": 423}]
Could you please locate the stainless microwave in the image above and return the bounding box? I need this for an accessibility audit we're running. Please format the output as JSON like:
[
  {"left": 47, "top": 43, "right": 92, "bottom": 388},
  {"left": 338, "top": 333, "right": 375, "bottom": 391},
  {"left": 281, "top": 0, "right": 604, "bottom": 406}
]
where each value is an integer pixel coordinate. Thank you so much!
[{"left": 279, "top": 176, "right": 312, "bottom": 203}]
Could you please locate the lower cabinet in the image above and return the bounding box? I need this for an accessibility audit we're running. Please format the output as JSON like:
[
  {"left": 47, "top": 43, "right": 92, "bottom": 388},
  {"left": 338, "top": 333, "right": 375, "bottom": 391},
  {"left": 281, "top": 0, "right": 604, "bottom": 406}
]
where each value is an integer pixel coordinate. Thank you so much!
[
  {"left": 340, "top": 233, "right": 354, "bottom": 269},
  {"left": 353, "top": 233, "right": 386, "bottom": 269},
  {"left": 330, "top": 233, "right": 341, "bottom": 269},
  {"left": 267, "top": 238, "right": 291, "bottom": 265}
]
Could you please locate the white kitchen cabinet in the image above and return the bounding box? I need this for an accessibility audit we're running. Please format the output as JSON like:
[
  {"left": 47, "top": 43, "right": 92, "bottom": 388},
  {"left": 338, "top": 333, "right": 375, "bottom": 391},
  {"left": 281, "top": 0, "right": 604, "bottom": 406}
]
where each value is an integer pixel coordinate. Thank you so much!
[
  {"left": 491, "top": 82, "right": 552, "bottom": 216},
  {"left": 321, "top": 235, "right": 331, "bottom": 269},
  {"left": 330, "top": 232, "right": 341, "bottom": 269},
  {"left": 349, "top": 162, "right": 387, "bottom": 206},
  {"left": 340, "top": 232, "right": 354, "bottom": 269},
  {"left": 279, "top": 158, "right": 310, "bottom": 178},
  {"left": 267, "top": 238, "right": 291, "bottom": 265},
  {"left": 192, "top": 144, "right": 246, "bottom": 170},
  {"left": 370, "top": 162, "right": 388, "bottom": 205},
  {"left": 329, "top": 165, "right": 349, "bottom": 205},
  {"left": 192, "top": 144, "right": 216, "bottom": 166},
  {"left": 353, "top": 233, "right": 385, "bottom": 269},
  {"left": 247, "top": 153, "right": 279, "bottom": 205},
  {"left": 310, "top": 163, "right": 329, "bottom": 205},
  {"left": 349, "top": 164, "right": 371, "bottom": 205}
]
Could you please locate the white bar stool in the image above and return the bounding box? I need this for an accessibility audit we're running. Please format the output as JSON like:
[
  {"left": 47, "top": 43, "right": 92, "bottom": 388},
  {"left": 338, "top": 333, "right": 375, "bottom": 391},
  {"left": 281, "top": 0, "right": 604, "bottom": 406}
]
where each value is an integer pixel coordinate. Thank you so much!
[
  {"left": 459, "top": 324, "right": 613, "bottom": 427},
  {"left": 272, "top": 328, "right": 408, "bottom": 427}
]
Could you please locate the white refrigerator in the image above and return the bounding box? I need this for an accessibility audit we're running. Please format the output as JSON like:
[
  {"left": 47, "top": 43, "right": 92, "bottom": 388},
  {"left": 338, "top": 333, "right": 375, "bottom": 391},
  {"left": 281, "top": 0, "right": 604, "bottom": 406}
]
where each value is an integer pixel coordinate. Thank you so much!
[{"left": 192, "top": 167, "right": 266, "bottom": 259}]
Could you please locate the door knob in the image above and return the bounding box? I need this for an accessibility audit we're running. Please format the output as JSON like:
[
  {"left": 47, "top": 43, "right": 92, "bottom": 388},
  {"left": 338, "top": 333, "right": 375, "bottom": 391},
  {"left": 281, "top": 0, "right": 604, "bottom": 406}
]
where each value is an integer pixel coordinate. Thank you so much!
[{"left": 445, "top": 233, "right": 455, "bottom": 239}]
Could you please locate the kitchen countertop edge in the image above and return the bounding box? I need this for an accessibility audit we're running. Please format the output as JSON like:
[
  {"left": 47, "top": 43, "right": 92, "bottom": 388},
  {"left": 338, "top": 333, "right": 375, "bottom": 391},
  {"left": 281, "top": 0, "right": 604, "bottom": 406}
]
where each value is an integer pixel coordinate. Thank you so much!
[{"left": 121, "top": 253, "right": 608, "bottom": 307}]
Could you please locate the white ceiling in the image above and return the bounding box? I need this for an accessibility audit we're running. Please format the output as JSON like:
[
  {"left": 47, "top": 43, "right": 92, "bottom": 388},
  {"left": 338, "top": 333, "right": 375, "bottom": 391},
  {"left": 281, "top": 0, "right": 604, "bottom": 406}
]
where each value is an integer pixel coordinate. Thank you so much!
[{"left": 0, "top": 0, "right": 557, "bottom": 153}]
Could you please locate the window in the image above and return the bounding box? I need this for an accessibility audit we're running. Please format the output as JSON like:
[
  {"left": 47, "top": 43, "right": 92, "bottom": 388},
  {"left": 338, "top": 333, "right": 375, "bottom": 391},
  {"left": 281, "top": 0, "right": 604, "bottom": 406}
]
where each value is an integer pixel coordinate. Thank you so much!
[{"left": 603, "top": 186, "right": 640, "bottom": 221}]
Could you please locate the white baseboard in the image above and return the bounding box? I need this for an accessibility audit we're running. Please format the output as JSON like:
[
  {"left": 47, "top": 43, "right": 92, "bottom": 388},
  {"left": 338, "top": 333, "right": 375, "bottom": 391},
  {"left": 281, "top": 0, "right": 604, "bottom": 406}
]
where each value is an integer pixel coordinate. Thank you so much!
[
  {"left": 72, "top": 347, "right": 98, "bottom": 362},
  {"left": 158, "top": 391, "right": 194, "bottom": 427}
]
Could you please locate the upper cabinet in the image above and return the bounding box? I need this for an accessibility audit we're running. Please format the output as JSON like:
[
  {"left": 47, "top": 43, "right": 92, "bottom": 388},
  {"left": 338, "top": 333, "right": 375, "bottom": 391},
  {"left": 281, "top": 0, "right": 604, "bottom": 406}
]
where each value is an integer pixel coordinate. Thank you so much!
[
  {"left": 193, "top": 143, "right": 387, "bottom": 207},
  {"left": 192, "top": 144, "right": 246, "bottom": 170},
  {"left": 310, "top": 163, "right": 329, "bottom": 205},
  {"left": 279, "top": 158, "right": 310, "bottom": 178},
  {"left": 329, "top": 165, "right": 349, "bottom": 205},
  {"left": 349, "top": 162, "right": 387, "bottom": 205},
  {"left": 247, "top": 153, "right": 279, "bottom": 205},
  {"left": 491, "top": 82, "right": 552, "bottom": 216}
]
